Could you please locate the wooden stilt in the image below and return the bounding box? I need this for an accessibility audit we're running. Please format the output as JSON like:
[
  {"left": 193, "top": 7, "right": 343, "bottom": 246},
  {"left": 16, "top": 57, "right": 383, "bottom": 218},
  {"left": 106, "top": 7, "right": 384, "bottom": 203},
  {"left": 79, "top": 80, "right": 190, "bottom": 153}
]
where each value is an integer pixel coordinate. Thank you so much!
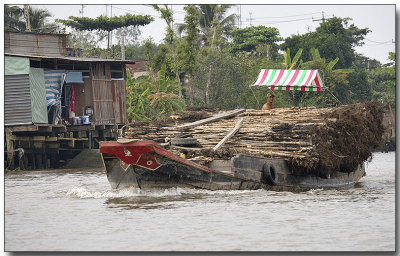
[{"left": 5, "top": 128, "right": 15, "bottom": 170}]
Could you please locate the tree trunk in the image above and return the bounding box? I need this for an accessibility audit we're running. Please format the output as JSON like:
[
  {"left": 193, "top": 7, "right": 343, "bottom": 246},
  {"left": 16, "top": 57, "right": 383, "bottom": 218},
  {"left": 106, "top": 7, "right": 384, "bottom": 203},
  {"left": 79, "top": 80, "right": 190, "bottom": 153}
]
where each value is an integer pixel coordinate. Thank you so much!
[
  {"left": 170, "top": 42, "right": 183, "bottom": 97},
  {"left": 205, "top": 12, "right": 220, "bottom": 106},
  {"left": 121, "top": 34, "right": 125, "bottom": 60},
  {"left": 185, "top": 74, "right": 194, "bottom": 106}
]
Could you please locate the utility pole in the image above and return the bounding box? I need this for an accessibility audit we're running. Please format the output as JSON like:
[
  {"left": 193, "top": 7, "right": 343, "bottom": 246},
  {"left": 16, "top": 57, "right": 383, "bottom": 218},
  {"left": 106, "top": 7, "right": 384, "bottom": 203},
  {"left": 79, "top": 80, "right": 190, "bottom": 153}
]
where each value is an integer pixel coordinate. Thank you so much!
[
  {"left": 23, "top": 5, "right": 31, "bottom": 32},
  {"left": 246, "top": 12, "right": 253, "bottom": 26},
  {"left": 110, "top": 5, "right": 113, "bottom": 48},
  {"left": 312, "top": 11, "right": 326, "bottom": 23},
  {"left": 106, "top": 5, "right": 110, "bottom": 49},
  {"left": 80, "top": 4, "right": 85, "bottom": 17},
  {"left": 121, "top": 34, "right": 125, "bottom": 60},
  {"left": 239, "top": 5, "right": 242, "bottom": 28},
  {"left": 78, "top": 5, "right": 85, "bottom": 49},
  {"left": 392, "top": 39, "right": 396, "bottom": 52}
]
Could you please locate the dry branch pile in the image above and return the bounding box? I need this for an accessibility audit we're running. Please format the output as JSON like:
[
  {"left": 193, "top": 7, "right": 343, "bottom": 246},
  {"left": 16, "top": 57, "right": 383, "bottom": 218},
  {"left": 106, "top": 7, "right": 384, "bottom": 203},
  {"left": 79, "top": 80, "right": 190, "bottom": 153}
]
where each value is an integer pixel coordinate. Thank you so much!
[{"left": 123, "top": 102, "right": 384, "bottom": 175}]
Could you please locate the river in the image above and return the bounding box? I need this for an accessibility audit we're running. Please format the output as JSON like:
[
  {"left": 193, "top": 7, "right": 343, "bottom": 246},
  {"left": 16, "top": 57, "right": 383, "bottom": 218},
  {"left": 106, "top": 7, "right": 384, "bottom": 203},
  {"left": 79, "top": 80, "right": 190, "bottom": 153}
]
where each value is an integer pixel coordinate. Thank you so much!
[{"left": 4, "top": 152, "right": 395, "bottom": 251}]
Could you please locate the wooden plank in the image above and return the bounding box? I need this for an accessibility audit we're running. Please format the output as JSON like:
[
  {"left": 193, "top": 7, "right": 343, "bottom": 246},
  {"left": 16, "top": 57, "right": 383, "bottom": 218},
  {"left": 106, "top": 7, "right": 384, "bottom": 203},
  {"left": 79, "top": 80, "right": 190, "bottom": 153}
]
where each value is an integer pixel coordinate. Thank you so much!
[
  {"left": 33, "top": 136, "right": 46, "bottom": 141},
  {"left": 171, "top": 145, "right": 208, "bottom": 151},
  {"left": 91, "top": 130, "right": 99, "bottom": 138},
  {"left": 176, "top": 109, "right": 245, "bottom": 130},
  {"left": 8, "top": 125, "right": 38, "bottom": 132},
  {"left": 47, "top": 143, "right": 60, "bottom": 149},
  {"left": 77, "top": 130, "right": 87, "bottom": 138},
  {"left": 5, "top": 129, "right": 15, "bottom": 169},
  {"left": 38, "top": 126, "right": 52, "bottom": 132},
  {"left": 33, "top": 141, "right": 43, "bottom": 148},
  {"left": 213, "top": 118, "right": 244, "bottom": 151},
  {"left": 68, "top": 140, "right": 75, "bottom": 148},
  {"left": 58, "top": 138, "right": 88, "bottom": 141},
  {"left": 14, "top": 136, "right": 31, "bottom": 141},
  {"left": 45, "top": 137, "right": 58, "bottom": 142},
  {"left": 52, "top": 126, "right": 66, "bottom": 133}
]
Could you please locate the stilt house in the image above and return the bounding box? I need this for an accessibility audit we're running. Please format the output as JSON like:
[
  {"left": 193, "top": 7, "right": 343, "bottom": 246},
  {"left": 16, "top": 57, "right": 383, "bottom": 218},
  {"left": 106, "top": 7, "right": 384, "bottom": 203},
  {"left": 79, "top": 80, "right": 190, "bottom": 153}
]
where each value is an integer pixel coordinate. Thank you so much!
[{"left": 4, "top": 31, "right": 136, "bottom": 170}]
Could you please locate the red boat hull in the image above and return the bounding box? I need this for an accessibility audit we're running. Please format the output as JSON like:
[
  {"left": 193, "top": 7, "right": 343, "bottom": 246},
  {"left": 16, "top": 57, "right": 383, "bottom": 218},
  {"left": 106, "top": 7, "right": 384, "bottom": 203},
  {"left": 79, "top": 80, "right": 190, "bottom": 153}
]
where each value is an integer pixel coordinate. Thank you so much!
[{"left": 100, "top": 140, "right": 366, "bottom": 190}]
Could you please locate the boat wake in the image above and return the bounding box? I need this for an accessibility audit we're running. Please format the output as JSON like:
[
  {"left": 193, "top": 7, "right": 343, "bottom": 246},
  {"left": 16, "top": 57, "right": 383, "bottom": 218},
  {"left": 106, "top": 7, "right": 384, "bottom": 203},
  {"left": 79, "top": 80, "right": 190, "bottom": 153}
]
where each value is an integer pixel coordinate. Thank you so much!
[{"left": 66, "top": 186, "right": 261, "bottom": 199}]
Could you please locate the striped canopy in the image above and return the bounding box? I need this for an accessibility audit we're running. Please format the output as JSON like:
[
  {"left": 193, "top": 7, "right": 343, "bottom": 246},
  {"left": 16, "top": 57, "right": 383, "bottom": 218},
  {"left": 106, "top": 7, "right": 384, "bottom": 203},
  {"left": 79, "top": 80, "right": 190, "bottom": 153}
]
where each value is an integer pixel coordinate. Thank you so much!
[{"left": 251, "top": 69, "right": 325, "bottom": 91}]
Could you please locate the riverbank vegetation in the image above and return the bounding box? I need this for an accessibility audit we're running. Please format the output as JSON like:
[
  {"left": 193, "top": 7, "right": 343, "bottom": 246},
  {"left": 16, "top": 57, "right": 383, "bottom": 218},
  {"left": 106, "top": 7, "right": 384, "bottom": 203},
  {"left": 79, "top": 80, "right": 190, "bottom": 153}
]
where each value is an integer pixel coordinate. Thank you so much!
[
  {"left": 119, "top": 4, "right": 394, "bottom": 121},
  {"left": 5, "top": 4, "right": 395, "bottom": 122}
]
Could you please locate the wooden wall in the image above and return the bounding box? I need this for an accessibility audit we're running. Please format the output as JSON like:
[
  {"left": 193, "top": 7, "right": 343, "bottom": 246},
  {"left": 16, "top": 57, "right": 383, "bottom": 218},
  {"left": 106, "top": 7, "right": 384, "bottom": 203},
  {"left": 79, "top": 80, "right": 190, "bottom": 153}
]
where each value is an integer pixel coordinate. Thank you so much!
[{"left": 5, "top": 32, "right": 67, "bottom": 57}]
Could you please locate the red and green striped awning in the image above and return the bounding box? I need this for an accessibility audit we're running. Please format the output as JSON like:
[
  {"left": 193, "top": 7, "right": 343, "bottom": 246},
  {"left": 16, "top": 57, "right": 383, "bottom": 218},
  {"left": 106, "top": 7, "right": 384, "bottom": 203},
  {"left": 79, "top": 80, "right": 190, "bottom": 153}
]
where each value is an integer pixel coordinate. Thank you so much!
[{"left": 251, "top": 69, "right": 325, "bottom": 91}]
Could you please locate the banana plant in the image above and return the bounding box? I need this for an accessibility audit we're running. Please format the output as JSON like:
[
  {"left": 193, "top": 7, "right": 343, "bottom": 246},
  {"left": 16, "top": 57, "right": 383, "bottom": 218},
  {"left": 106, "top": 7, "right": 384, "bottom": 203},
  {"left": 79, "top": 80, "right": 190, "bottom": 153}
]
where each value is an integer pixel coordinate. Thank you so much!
[
  {"left": 283, "top": 48, "right": 303, "bottom": 69},
  {"left": 126, "top": 66, "right": 185, "bottom": 122},
  {"left": 309, "top": 48, "right": 353, "bottom": 74}
]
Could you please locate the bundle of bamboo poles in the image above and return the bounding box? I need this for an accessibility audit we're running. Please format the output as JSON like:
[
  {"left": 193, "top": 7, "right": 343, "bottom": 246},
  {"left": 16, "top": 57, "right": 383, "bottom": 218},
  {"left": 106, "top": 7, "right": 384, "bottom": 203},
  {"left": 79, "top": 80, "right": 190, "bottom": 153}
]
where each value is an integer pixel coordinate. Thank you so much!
[{"left": 123, "top": 102, "right": 384, "bottom": 174}]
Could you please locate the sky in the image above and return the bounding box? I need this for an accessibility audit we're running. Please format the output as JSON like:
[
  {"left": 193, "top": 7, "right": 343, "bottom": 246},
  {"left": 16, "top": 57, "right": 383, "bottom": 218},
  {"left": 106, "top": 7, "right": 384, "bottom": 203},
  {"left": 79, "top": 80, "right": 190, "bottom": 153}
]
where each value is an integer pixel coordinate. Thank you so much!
[{"left": 25, "top": 3, "right": 396, "bottom": 64}]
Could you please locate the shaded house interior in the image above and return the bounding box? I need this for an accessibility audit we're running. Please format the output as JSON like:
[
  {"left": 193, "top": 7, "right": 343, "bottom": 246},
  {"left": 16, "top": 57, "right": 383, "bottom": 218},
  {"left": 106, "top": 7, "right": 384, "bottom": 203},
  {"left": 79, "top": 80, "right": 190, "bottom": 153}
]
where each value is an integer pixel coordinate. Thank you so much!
[{"left": 5, "top": 55, "right": 128, "bottom": 126}]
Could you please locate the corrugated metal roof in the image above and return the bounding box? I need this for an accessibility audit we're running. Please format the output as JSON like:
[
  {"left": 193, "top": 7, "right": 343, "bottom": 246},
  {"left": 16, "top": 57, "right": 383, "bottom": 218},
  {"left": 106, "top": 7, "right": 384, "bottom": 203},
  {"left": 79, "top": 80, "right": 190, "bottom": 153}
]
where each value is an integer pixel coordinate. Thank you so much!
[
  {"left": 5, "top": 53, "right": 137, "bottom": 64},
  {"left": 6, "top": 31, "right": 68, "bottom": 36}
]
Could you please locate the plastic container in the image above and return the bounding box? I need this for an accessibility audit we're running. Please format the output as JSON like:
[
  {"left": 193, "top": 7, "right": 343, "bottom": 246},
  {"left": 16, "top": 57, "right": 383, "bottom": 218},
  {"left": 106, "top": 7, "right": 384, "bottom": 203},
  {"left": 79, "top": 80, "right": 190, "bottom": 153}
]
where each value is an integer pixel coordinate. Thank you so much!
[
  {"left": 72, "top": 117, "right": 79, "bottom": 125},
  {"left": 82, "top": 115, "right": 90, "bottom": 124}
]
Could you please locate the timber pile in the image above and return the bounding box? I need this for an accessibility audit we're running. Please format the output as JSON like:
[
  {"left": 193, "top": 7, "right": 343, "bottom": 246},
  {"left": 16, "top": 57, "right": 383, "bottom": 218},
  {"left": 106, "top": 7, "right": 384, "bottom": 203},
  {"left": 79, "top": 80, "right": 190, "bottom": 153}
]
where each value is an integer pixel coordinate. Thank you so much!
[{"left": 123, "top": 102, "right": 384, "bottom": 175}]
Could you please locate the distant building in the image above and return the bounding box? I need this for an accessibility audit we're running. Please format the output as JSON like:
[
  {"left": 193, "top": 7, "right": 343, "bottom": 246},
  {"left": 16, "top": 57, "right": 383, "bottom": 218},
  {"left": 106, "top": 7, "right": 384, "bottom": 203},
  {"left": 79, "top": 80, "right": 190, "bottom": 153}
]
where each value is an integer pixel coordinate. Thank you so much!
[{"left": 126, "top": 60, "right": 148, "bottom": 78}]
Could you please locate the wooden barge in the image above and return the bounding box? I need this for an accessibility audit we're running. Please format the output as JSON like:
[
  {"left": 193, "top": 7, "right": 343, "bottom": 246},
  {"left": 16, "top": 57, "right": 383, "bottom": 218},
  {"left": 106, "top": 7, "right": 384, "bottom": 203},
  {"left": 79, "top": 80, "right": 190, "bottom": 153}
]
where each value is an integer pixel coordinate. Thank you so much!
[
  {"left": 100, "top": 102, "right": 382, "bottom": 190},
  {"left": 100, "top": 140, "right": 365, "bottom": 191}
]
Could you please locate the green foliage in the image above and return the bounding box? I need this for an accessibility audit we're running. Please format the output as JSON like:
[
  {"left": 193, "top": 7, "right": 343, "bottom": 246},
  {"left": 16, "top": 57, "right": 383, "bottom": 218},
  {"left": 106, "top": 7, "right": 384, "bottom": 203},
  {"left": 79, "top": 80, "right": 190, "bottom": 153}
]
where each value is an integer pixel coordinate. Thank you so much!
[
  {"left": 126, "top": 67, "right": 185, "bottom": 121},
  {"left": 197, "top": 5, "right": 236, "bottom": 47},
  {"left": 281, "top": 17, "right": 370, "bottom": 69},
  {"left": 152, "top": 5, "right": 174, "bottom": 44},
  {"left": 369, "top": 52, "right": 395, "bottom": 108},
  {"left": 347, "top": 69, "right": 371, "bottom": 102},
  {"left": 311, "top": 47, "right": 321, "bottom": 61},
  {"left": 193, "top": 49, "right": 267, "bottom": 109},
  {"left": 326, "top": 57, "right": 339, "bottom": 70},
  {"left": 175, "top": 5, "right": 200, "bottom": 80},
  {"left": 5, "top": 5, "right": 25, "bottom": 31},
  {"left": 283, "top": 48, "right": 303, "bottom": 69},
  {"left": 56, "top": 14, "right": 153, "bottom": 32},
  {"left": 67, "top": 29, "right": 109, "bottom": 57},
  {"left": 229, "top": 26, "right": 282, "bottom": 57},
  {"left": 5, "top": 5, "right": 60, "bottom": 33},
  {"left": 352, "top": 53, "right": 382, "bottom": 70}
]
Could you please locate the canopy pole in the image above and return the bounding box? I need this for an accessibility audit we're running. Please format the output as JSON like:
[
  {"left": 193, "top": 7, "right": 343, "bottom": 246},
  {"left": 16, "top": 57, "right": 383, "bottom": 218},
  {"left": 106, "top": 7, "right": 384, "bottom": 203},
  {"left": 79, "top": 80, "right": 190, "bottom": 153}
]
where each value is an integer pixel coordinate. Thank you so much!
[
  {"left": 326, "top": 87, "right": 342, "bottom": 105},
  {"left": 250, "top": 86, "right": 261, "bottom": 109}
]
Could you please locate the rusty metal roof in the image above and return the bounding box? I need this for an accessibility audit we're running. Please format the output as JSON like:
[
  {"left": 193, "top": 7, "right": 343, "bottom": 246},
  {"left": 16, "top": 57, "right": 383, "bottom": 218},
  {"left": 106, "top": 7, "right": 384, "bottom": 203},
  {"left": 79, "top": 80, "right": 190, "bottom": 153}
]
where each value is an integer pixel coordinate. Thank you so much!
[
  {"left": 5, "top": 53, "right": 137, "bottom": 64},
  {"left": 6, "top": 31, "right": 68, "bottom": 36}
]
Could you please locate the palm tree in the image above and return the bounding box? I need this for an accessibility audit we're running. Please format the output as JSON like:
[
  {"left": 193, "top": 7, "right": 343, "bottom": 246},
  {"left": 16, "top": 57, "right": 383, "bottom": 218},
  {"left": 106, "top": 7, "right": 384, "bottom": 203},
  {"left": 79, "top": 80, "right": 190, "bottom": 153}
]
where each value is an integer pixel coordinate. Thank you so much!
[
  {"left": 28, "top": 6, "right": 59, "bottom": 33},
  {"left": 5, "top": 5, "right": 59, "bottom": 33},
  {"left": 197, "top": 5, "right": 236, "bottom": 47},
  {"left": 175, "top": 5, "right": 236, "bottom": 47}
]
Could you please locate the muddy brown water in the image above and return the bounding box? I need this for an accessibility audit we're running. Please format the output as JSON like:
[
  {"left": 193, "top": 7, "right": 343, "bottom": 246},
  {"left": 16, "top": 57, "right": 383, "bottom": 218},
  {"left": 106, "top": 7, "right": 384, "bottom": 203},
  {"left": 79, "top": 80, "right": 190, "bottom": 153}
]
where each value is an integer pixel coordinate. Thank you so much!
[{"left": 4, "top": 152, "right": 395, "bottom": 251}]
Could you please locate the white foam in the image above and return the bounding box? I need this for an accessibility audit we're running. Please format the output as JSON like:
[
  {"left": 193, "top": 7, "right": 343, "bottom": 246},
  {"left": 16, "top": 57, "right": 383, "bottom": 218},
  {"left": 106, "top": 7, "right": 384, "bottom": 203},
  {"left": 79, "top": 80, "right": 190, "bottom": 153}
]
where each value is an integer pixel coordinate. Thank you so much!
[{"left": 66, "top": 186, "right": 262, "bottom": 199}]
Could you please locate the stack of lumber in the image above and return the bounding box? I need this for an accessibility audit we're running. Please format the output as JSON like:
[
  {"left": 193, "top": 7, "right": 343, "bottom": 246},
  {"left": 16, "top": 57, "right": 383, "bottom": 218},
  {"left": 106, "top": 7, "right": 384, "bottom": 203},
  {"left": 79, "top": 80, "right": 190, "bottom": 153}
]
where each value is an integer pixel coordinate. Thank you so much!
[{"left": 123, "top": 102, "right": 384, "bottom": 174}]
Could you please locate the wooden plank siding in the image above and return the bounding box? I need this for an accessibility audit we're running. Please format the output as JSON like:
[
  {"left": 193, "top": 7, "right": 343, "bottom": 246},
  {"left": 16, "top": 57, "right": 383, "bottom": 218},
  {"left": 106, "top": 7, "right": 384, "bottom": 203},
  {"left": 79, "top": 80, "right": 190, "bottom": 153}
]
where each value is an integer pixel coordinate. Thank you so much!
[
  {"left": 5, "top": 32, "right": 67, "bottom": 57},
  {"left": 91, "top": 63, "right": 116, "bottom": 125},
  {"left": 112, "top": 79, "right": 126, "bottom": 124}
]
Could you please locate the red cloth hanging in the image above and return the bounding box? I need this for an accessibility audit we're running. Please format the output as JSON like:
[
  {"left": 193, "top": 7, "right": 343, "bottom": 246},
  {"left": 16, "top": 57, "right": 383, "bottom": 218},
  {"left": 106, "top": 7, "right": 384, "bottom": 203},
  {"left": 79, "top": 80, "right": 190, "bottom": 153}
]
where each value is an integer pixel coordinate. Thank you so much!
[{"left": 69, "top": 85, "right": 75, "bottom": 114}]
